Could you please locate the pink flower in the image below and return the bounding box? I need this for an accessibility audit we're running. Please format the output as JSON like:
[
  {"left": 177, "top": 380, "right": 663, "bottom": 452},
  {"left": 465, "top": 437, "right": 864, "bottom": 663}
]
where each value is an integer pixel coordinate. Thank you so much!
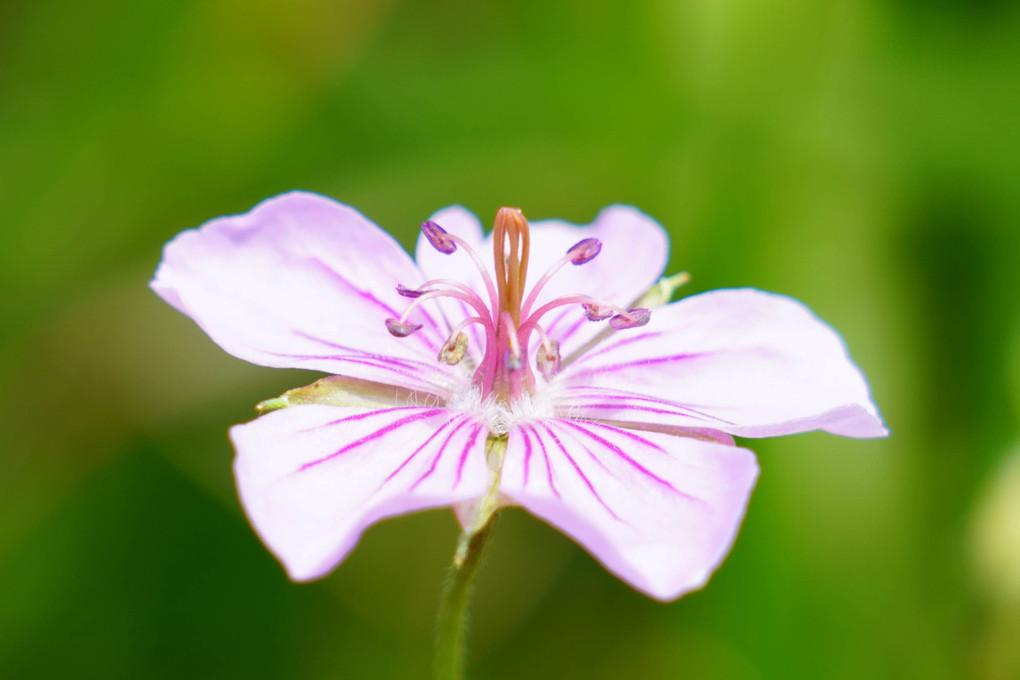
[{"left": 151, "top": 192, "right": 886, "bottom": 601}]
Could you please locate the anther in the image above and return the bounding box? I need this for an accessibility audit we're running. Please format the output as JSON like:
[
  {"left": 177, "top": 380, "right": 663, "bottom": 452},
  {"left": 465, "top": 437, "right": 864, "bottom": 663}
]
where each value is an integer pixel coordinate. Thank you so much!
[
  {"left": 421, "top": 221, "right": 457, "bottom": 254},
  {"left": 582, "top": 303, "right": 616, "bottom": 321},
  {"left": 385, "top": 318, "right": 423, "bottom": 337},
  {"left": 438, "top": 332, "right": 469, "bottom": 365},
  {"left": 567, "top": 238, "right": 602, "bottom": 265},
  {"left": 609, "top": 308, "right": 651, "bottom": 330},
  {"left": 500, "top": 311, "right": 524, "bottom": 368},
  {"left": 521, "top": 239, "right": 603, "bottom": 317},
  {"left": 536, "top": 339, "right": 562, "bottom": 379},
  {"left": 396, "top": 284, "right": 426, "bottom": 298},
  {"left": 504, "top": 349, "right": 523, "bottom": 371}
]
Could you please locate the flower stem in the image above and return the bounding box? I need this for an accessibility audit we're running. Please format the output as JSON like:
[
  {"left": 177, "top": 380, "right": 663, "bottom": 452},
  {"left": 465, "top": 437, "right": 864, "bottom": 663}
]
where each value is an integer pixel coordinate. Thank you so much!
[
  {"left": 433, "top": 516, "right": 497, "bottom": 680},
  {"left": 434, "top": 435, "right": 506, "bottom": 680}
]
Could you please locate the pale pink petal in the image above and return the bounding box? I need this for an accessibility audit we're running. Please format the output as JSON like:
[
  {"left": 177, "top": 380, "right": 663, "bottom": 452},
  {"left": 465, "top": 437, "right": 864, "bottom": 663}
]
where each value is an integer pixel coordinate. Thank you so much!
[
  {"left": 561, "top": 288, "right": 887, "bottom": 438},
  {"left": 500, "top": 419, "right": 759, "bottom": 600},
  {"left": 231, "top": 405, "right": 489, "bottom": 581},
  {"left": 151, "top": 191, "right": 457, "bottom": 394},
  {"left": 415, "top": 206, "right": 491, "bottom": 359}
]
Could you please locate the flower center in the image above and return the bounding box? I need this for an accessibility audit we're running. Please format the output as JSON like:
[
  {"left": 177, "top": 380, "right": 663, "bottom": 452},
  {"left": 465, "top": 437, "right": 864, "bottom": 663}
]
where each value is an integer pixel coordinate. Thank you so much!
[{"left": 386, "top": 207, "right": 650, "bottom": 404}]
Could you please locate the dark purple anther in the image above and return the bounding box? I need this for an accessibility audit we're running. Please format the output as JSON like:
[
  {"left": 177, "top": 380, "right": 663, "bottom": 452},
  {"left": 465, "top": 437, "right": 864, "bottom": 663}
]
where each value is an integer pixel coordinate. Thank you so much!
[
  {"left": 582, "top": 302, "right": 615, "bottom": 321},
  {"left": 385, "top": 318, "right": 423, "bottom": 337},
  {"left": 421, "top": 221, "right": 457, "bottom": 254},
  {"left": 609, "top": 308, "right": 651, "bottom": 330},
  {"left": 567, "top": 238, "right": 602, "bottom": 265},
  {"left": 396, "top": 284, "right": 426, "bottom": 298}
]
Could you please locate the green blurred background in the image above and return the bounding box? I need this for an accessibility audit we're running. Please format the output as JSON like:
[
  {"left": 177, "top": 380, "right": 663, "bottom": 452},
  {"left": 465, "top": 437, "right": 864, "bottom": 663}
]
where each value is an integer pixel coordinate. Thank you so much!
[{"left": 2, "top": 0, "right": 1019, "bottom": 678}]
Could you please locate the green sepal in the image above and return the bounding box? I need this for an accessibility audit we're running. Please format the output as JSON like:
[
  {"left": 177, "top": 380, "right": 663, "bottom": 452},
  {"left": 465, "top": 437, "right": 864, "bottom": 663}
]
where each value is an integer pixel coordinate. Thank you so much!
[
  {"left": 255, "top": 376, "right": 418, "bottom": 415},
  {"left": 633, "top": 271, "right": 690, "bottom": 309},
  {"left": 453, "top": 434, "right": 507, "bottom": 568}
]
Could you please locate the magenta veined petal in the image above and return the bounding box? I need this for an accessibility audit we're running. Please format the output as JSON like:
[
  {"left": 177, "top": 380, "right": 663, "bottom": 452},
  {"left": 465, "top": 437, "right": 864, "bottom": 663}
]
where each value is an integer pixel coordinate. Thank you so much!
[
  {"left": 560, "top": 288, "right": 888, "bottom": 439},
  {"left": 150, "top": 191, "right": 459, "bottom": 395},
  {"left": 231, "top": 404, "right": 489, "bottom": 581},
  {"left": 499, "top": 419, "right": 759, "bottom": 601}
]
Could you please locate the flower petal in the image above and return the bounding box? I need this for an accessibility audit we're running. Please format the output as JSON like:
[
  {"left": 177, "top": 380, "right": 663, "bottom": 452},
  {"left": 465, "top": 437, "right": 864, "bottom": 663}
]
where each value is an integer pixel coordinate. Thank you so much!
[
  {"left": 560, "top": 288, "right": 887, "bottom": 438},
  {"left": 231, "top": 405, "right": 489, "bottom": 581},
  {"left": 151, "top": 191, "right": 457, "bottom": 394},
  {"left": 500, "top": 419, "right": 759, "bottom": 600}
]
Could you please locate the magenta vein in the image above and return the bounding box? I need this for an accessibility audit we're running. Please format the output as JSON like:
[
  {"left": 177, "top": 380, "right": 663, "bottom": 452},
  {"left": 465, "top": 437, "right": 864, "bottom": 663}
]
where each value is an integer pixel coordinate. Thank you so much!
[
  {"left": 315, "top": 406, "right": 432, "bottom": 429},
  {"left": 381, "top": 414, "right": 462, "bottom": 487},
  {"left": 525, "top": 424, "right": 560, "bottom": 499},
  {"left": 548, "top": 314, "right": 587, "bottom": 345},
  {"left": 291, "top": 332, "right": 445, "bottom": 370},
  {"left": 560, "top": 420, "right": 697, "bottom": 503},
  {"left": 559, "top": 390, "right": 735, "bottom": 425},
  {"left": 539, "top": 422, "right": 620, "bottom": 521},
  {"left": 552, "top": 421, "right": 611, "bottom": 475},
  {"left": 521, "top": 427, "right": 534, "bottom": 489},
  {"left": 298, "top": 408, "right": 445, "bottom": 471},
  {"left": 567, "top": 330, "right": 665, "bottom": 363},
  {"left": 572, "top": 352, "right": 713, "bottom": 377},
  {"left": 410, "top": 418, "right": 472, "bottom": 491},
  {"left": 454, "top": 424, "right": 483, "bottom": 488},
  {"left": 308, "top": 257, "right": 446, "bottom": 339}
]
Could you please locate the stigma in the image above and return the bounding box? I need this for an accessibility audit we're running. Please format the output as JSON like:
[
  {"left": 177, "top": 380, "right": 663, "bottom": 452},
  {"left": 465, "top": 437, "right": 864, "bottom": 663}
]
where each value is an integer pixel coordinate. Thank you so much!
[{"left": 385, "top": 208, "right": 650, "bottom": 403}]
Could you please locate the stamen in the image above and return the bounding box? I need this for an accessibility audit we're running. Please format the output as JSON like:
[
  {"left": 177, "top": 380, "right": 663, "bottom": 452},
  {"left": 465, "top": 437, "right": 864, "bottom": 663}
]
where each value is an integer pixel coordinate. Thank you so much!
[
  {"left": 521, "top": 238, "right": 603, "bottom": 318},
  {"left": 439, "top": 314, "right": 491, "bottom": 368},
  {"left": 420, "top": 221, "right": 457, "bottom": 254},
  {"left": 385, "top": 318, "right": 423, "bottom": 337},
  {"left": 533, "top": 323, "right": 556, "bottom": 354},
  {"left": 504, "top": 349, "right": 523, "bottom": 371},
  {"left": 388, "top": 284, "right": 494, "bottom": 342},
  {"left": 421, "top": 220, "right": 500, "bottom": 319},
  {"left": 582, "top": 303, "right": 616, "bottom": 321},
  {"left": 396, "top": 284, "right": 426, "bottom": 298},
  {"left": 609, "top": 308, "right": 651, "bottom": 329},
  {"left": 501, "top": 311, "right": 522, "bottom": 368},
  {"left": 398, "top": 287, "right": 491, "bottom": 327},
  {"left": 567, "top": 238, "right": 602, "bottom": 265},
  {"left": 536, "top": 338, "right": 561, "bottom": 379},
  {"left": 438, "top": 333, "right": 469, "bottom": 365},
  {"left": 402, "top": 278, "right": 489, "bottom": 305},
  {"left": 524, "top": 294, "right": 627, "bottom": 330}
]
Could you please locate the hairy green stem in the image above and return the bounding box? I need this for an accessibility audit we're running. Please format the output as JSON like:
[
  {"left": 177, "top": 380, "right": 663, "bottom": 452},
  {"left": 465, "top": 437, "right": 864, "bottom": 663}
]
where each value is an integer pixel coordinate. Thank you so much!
[
  {"left": 433, "top": 435, "right": 506, "bottom": 680},
  {"left": 433, "top": 517, "right": 497, "bottom": 680}
]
